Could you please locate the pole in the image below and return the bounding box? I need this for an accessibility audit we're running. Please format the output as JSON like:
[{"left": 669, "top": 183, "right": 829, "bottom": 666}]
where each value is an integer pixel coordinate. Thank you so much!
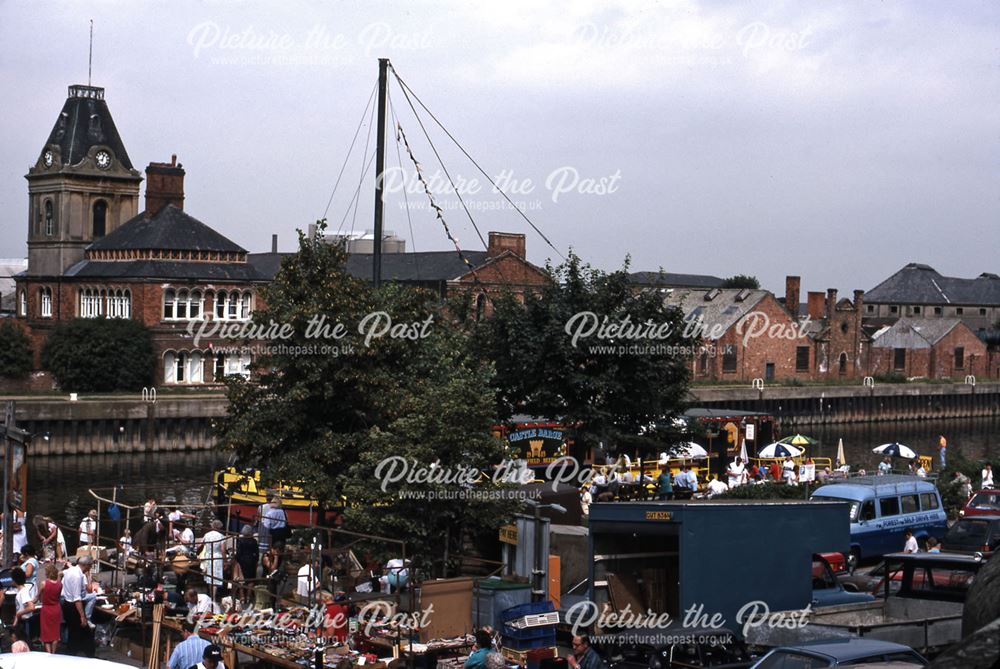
[
  {"left": 3, "top": 401, "right": 14, "bottom": 569},
  {"left": 373, "top": 57, "right": 389, "bottom": 288},
  {"left": 533, "top": 507, "right": 542, "bottom": 602}
]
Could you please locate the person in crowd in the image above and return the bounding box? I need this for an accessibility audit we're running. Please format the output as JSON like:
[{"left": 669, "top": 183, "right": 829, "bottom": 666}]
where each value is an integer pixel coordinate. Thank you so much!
[
  {"left": 727, "top": 457, "right": 746, "bottom": 488},
  {"left": 903, "top": 529, "right": 919, "bottom": 554},
  {"left": 168, "top": 620, "right": 211, "bottom": 669},
  {"left": 262, "top": 540, "right": 287, "bottom": 607},
  {"left": 11, "top": 508, "right": 27, "bottom": 557},
  {"left": 37, "top": 562, "right": 62, "bottom": 654},
  {"left": 297, "top": 561, "right": 320, "bottom": 601},
  {"left": 568, "top": 634, "right": 606, "bottom": 669},
  {"left": 939, "top": 436, "right": 947, "bottom": 470},
  {"left": 878, "top": 457, "right": 892, "bottom": 476},
  {"left": 78, "top": 509, "right": 98, "bottom": 548},
  {"left": 983, "top": 463, "right": 995, "bottom": 489},
  {"left": 782, "top": 456, "right": 798, "bottom": 485},
  {"left": 234, "top": 524, "right": 259, "bottom": 584},
  {"left": 37, "top": 516, "right": 67, "bottom": 562},
  {"left": 818, "top": 466, "right": 831, "bottom": 484},
  {"left": 19, "top": 544, "right": 38, "bottom": 590},
  {"left": 194, "top": 643, "right": 226, "bottom": 669},
  {"left": 167, "top": 520, "right": 196, "bottom": 557},
  {"left": 259, "top": 497, "right": 289, "bottom": 552},
  {"left": 954, "top": 471, "right": 973, "bottom": 500},
  {"left": 143, "top": 498, "right": 158, "bottom": 522},
  {"left": 185, "top": 588, "right": 219, "bottom": 621},
  {"left": 324, "top": 592, "right": 350, "bottom": 644},
  {"left": 199, "top": 520, "right": 226, "bottom": 600},
  {"left": 656, "top": 467, "right": 673, "bottom": 500},
  {"left": 706, "top": 474, "right": 729, "bottom": 498},
  {"left": 580, "top": 486, "right": 592, "bottom": 518},
  {"left": 380, "top": 558, "right": 410, "bottom": 593},
  {"left": 133, "top": 514, "right": 166, "bottom": 555},
  {"left": 769, "top": 461, "right": 782, "bottom": 482},
  {"left": 10, "top": 641, "right": 28, "bottom": 653},
  {"left": 11, "top": 567, "right": 36, "bottom": 645},
  {"left": 926, "top": 537, "right": 941, "bottom": 553},
  {"left": 464, "top": 629, "right": 494, "bottom": 669},
  {"left": 61, "top": 556, "right": 95, "bottom": 657}
]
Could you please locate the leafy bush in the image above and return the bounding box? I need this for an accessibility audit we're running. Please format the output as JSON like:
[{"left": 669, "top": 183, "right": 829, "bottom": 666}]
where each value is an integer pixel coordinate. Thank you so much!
[
  {"left": 717, "top": 482, "right": 810, "bottom": 501},
  {"left": 873, "top": 372, "right": 907, "bottom": 384},
  {"left": 936, "top": 451, "right": 986, "bottom": 518},
  {"left": 41, "top": 318, "right": 154, "bottom": 392},
  {"left": 0, "top": 321, "right": 32, "bottom": 379}
]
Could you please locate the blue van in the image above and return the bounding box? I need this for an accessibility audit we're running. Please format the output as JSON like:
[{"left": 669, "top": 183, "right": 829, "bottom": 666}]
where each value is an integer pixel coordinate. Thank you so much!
[{"left": 811, "top": 475, "right": 947, "bottom": 565}]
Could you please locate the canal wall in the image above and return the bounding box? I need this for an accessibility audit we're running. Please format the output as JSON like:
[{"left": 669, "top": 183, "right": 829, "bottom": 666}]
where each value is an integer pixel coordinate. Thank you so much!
[
  {"left": 689, "top": 381, "right": 1000, "bottom": 427},
  {"left": 6, "top": 382, "right": 1000, "bottom": 454}
]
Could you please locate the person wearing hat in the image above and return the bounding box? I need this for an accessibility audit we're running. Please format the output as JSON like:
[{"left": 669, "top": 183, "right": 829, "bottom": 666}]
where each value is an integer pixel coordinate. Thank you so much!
[
  {"left": 191, "top": 643, "right": 226, "bottom": 669},
  {"left": 79, "top": 509, "right": 98, "bottom": 547}
]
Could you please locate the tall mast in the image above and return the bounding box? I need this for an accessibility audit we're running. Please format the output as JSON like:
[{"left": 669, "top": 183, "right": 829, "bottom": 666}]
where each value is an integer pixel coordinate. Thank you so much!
[
  {"left": 373, "top": 58, "right": 389, "bottom": 288},
  {"left": 88, "top": 20, "right": 94, "bottom": 86}
]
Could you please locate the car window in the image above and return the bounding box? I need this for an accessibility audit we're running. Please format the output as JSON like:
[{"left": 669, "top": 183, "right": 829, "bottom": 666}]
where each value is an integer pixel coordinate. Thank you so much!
[
  {"left": 946, "top": 520, "right": 989, "bottom": 543},
  {"left": 920, "top": 493, "right": 939, "bottom": 511},
  {"left": 968, "top": 493, "right": 1000, "bottom": 510},
  {"left": 901, "top": 494, "right": 919, "bottom": 514},
  {"left": 812, "top": 561, "right": 838, "bottom": 589},
  {"left": 755, "top": 651, "right": 833, "bottom": 668},
  {"left": 883, "top": 650, "right": 929, "bottom": 665},
  {"left": 879, "top": 496, "right": 900, "bottom": 517},
  {"left": 860, "top": 500, "right": 876, "bottom": 521}
]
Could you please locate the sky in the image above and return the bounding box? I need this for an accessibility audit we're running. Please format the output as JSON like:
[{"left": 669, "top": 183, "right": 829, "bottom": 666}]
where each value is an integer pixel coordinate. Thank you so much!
[{"left": 0, "top": 1, "right": 997, "bottom": 296}]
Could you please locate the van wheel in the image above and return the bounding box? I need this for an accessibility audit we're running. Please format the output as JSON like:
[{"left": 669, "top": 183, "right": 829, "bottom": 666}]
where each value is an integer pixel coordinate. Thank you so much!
[{"left": 848, "top": 548, "right": 861, "bottom": 573}]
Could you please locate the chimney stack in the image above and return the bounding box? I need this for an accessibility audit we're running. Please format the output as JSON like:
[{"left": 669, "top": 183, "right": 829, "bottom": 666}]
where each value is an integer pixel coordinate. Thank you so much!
[
  {"left": 144, "top": 157, "right": 185, "bottom": 216},
  {"left": 271, "top": 234, "right": 278, "bottom": 254},
  {"left": 826, "top": 288, "right": 838, "bottom": 322},
  {"left": 807, "top": 292, "right": 825, "bottom": 320},
  {"left": 487, "top": 231, "right": 526, "bottom": 258},
  {"left": 785, "top": 276, "right": 801, "bottom": 318},
  {"left": 853, "top": 289, "right": 864, "bottom": 315}
]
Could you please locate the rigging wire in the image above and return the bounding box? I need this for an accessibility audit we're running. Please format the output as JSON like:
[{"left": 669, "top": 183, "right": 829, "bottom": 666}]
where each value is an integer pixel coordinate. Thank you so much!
[
  {"left": 340, "top": 91, "right": 378, "bottom": 237},
  {"left": 387, "top": 86, "right": 420, "bottom": 282},
  {"left": 321, "top": 81, "right": 378, "bottom": 221},
  {"left": 391, "top": 70, "right": 565, "bottom": 260}
]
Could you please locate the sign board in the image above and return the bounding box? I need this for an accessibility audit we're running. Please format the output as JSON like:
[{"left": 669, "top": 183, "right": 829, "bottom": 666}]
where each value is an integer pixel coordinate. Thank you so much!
[
  {"left": 799, "top": 463, "right": 816, "bottom": 482},
  {"left": 745, "top": 424, "right": 755, "bottom": 442},
  {"left": 499, "top": 524, "right": 518, "bottom": 545},
  {"left": 505, "top": 427, "right": 568, "bottom": 466}
]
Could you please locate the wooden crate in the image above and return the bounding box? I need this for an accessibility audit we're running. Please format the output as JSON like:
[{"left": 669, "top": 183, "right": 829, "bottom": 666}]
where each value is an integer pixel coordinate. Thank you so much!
[{"left": 501, "top": 646, "right": 558, "bottom": 667}]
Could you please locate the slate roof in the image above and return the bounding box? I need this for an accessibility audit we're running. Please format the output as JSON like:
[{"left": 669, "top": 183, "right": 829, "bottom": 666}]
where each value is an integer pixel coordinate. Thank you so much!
[
  {"left": 63, "top": 260, "right": 266, "bottom": 282},
  {"left": 43, "top": 86, "right": 134, "bottom": 170},
  {"left": 629, "top": 271, "right": 724, "bottom": 289},
  {"left": 249, "top": 250, "right": 491, "bottom": 283},
  {"left": 663, "top": 288, "right": 769, "bottom": 339},
  {"left": 0, "top": 259, "right": 27, "bottom": 309},
  {"left": 866, "top": 263, "right": 1000, "bottom": 306},
  {"left": 89, "top": 205, "right": 246, "bottom": 254},
  {"left": 871, "top": 317, "right": 964, "bottom": 348}
]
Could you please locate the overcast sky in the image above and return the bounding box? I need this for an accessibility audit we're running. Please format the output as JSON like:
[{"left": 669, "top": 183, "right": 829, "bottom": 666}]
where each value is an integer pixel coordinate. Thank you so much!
[{"left": 1, "top": 1, "right": 997, "bottom": 295}]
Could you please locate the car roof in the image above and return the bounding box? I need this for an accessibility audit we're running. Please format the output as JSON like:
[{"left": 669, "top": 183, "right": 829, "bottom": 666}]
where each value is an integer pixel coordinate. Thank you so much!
[
  {"left": 883, "top": 551, "right": 987, "bottom": 566},
  {"left": 772, "top": 638, "right": 921, "bottom": 661},
  {"left": 953, "top": 514, "right": 1000, "bottom": 521},
  {"left": 0, "top": 652, "right": 135, "bottom": 667},
  {"left": 813, "top": 476, "right": 938, "bottom": 500}
]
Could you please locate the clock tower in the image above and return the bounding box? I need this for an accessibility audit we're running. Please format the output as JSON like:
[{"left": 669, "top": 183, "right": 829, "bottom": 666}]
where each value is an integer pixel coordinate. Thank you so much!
[{"left": 25, "top": 84, "right": 142, "bottom": 277}]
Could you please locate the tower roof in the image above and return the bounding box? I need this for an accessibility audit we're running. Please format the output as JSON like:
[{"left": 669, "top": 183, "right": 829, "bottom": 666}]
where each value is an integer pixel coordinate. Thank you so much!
[
  {"left": 89, "top": 204, "right": 246, "bottom": 254},
  {"left": 42, "top": 85, "right": 134, "bottom": 169}
]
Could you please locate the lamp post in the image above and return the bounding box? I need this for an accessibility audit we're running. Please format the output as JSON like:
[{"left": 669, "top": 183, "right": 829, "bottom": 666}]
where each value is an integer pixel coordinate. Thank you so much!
[{"left": 524, "top": 500, "right": 566, "bottom": 602}]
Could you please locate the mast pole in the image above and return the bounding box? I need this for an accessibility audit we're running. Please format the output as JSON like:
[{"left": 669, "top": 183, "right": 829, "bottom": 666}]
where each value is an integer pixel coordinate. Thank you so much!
[
  {"left": 373, "top": 58, "right": 389, "bottom": 288},
  {"left": 88, "top": 20, "right": 94, "bottom": 86}
]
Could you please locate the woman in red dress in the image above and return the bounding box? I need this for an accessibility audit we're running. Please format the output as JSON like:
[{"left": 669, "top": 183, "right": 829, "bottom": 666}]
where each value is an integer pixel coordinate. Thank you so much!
[{"left": 38, "top": 562, "right": 62, "bottom": 653}]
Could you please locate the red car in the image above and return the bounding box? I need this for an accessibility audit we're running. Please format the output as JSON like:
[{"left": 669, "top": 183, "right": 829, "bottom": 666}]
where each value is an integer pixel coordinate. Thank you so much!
[{"left": 959, "top": 490, "right": 1000, "bottom": 518}]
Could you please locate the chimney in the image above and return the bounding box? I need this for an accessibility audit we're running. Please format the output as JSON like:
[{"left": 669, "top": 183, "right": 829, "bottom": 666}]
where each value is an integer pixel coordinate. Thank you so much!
[
  {"left": 785, "top": 276, "right": 801, "bottom": 318},
  {"left": 487, "top": 231, "right": 526, "bottom": 259},
  {"left": 826, "top": 288, "right": 838, "bottom": 322},
  {"left": 144, "top": 155, "right": 185, "bottom": 216},
  {"left": 271, "top": 234, "right": 278, "bottom": 254},
  {"left": 807, "top": 292, "right": 825, "bottom": 320},
  {"left": 853, "top": 289, "right": 864, "bottom": 315}
]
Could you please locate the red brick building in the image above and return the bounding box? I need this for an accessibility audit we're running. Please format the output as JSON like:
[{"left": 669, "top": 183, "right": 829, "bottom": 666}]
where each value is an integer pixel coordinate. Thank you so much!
[{"left": 870, "top": 318, "right": 988, "bottom": 380}]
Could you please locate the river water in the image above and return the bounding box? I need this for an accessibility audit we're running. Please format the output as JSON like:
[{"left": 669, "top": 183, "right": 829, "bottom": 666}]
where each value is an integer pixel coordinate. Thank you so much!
[{"left": 24, "top": 416, "right": 1000, "bottom": 536}]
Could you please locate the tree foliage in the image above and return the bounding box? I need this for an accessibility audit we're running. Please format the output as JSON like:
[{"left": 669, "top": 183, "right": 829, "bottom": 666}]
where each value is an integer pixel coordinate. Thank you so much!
[
  {"left": 721, "top": 274, "right": 760, "bottom": 289},
  {"left": 0, "top": 321, "right": 32, "bottom": 379},
  {"left": 41, "top": 318, "right": 154, "bottom": 391},
  {"left": 215, "top": 223, "right": 516, "bottom": 568},
  {"left": 461, "top": 251, "right": 691, "bottom": 455}
]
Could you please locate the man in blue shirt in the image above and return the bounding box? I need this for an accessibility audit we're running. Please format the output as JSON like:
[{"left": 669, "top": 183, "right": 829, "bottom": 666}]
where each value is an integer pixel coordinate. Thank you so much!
[
  {"left": 168, "top": 621, "right": 210, "bottom": 669},
  {"left": 464, "top": 630, "right": 494, "bottom": 669}
]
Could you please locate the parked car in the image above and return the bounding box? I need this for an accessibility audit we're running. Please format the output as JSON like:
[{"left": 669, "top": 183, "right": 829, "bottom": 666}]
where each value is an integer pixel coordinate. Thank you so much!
[
  {"left": 600, "top": 627, "right": 753, "bottom": 669},
  {"left": 811, "top": 555, "right": 875, "bottom": 607},
  {"left": 942, "top": 515, "right": 1000, "bottom": 553},
  {"left": 811, "top": 475, "right": 947, "bottom": 567},
  {"left": 959, "top": 491, "right": 1000, "bottom": 518},
  {"left": 751, "top": 639, "right": 927, "bottom": 667}
]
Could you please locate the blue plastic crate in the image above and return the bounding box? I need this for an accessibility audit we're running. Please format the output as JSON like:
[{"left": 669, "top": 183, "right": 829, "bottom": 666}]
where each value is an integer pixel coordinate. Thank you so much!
[
  {"left": 502, "top": 630, "right": 557, "bottom": 651},
  {"left": 502, "top": 622, "right": 558, "bottom": 641},
  {"left": 500, "top": 600, "right": 555, "bottom": 623}
]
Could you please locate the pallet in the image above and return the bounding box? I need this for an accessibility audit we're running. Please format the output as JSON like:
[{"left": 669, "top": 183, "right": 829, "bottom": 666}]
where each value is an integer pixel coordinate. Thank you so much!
[{"left": 501, "top": 646, "right": 558, "bottom": 667}]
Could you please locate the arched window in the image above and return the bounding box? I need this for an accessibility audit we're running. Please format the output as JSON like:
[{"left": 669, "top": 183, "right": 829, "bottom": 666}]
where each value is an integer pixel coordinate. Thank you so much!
[
  {"left": 164, "top": 289, "right": 176, "bottom": 320},
  {"left": 44, "top": 201, "right": 54, "bottom": 237},
  {"left": 92, "top": 200, "right": 108, "bottom": 238},
  {"left": 188, "top": 352, "right": 204, "bottom": 384},
  {"left": 176, "top": 290, "right": 189, "bottom": 320},
  {"left": 475, "top": 293, "right": 487, "bottom": 321},
  {"left": 215, "top": 291, "right": 228, "bottom": 319},
  {"left": 18, "top": 290, "right": 26, "bottom": 317},
  {"left": 239, "top": 292, "right": 251, "bottom": 320},
  {"left": 79, "top": 288, "right": 101, "bottom": 318},
  {"left": 122, "top": 289, "right": 131, "bottom": 319},
  {"left": 40, "top": 287, "right": 52, "bottom": 318},
  {"left": 175, "top": 352, "right": 188, "bottom": 383},
  {"left": 190, "top": 290, "right": 202, "bottom": 320},
  {"left": 839, "top": 352, "right": 848, "bottom": 375}
]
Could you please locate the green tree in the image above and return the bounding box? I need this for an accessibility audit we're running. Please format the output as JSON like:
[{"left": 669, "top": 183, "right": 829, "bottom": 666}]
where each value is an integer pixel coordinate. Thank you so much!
[
  {"left": 462, "top": 251, "right": 691, "bottom": 455},
  {"left": 720, "top": 274, "right": 760, "bottom": 289},
  {"left": 215, "top": 223, "right": 516, "bottom": 568},
  {"left": 41, "top": 318, "right": 154, "bottom": 391},
  {"left": 0, "top": 322, "right": 32, "bottom": 379}
]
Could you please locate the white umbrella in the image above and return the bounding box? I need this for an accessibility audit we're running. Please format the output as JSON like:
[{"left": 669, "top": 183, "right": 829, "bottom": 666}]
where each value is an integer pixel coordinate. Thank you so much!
[
  {"left": 758, "top": 442, "right": 804, "bottom": 458},
  {"left": 669, "top": 442, "right": 708, "bottom": 459},
  {"left": 738, "top": 439, "right": 749, "bottom": 463},
  {"left": 873, "top": 442, "right": 917, "bottom": 459},
  {"left": 836, "top": 438, "right": 846, "bottom": 467}
]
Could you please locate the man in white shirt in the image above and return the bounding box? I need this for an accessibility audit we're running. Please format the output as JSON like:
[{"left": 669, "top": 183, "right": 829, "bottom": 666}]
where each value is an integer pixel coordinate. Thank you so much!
[
  {"left": 903, "top": 529, "right": 919, "bottom": 553},
  {"left": 297, "top": 563, "right": 320, "bottom": 600},
  {"left": 61, "top": 556, "right": 95, "bottom": 657},
  {"left": 983, "top": 464, "right": 995, "bottom": 489},
  {"left": 79, "top": 509, "right": 98, "bottom": 546},
  {"left": 783, "top": 457, "right": 798, "bottom": 485},
  {"left": 707, "top": 475, "right": 729, "bottom": 497},
  {"left": 727, "top": 458, "right": 746, "bottom": 488},
  {"left": 185, "top": 588, "right": 219, "bottom": 622}
]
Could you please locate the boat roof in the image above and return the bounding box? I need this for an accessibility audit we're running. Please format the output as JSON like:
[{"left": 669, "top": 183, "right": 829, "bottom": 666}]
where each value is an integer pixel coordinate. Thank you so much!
[{"left": 772, "top": 638, "right": 921, "bottom": 661}]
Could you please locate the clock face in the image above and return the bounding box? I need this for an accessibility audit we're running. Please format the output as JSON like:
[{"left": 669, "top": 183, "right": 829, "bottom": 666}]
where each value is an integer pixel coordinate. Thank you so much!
[
  {"left": 96, "top": 150, "right": 112, "bottom": 169},
  {"left": 43, "top": 151, "right": 53, "bottom": 167}
]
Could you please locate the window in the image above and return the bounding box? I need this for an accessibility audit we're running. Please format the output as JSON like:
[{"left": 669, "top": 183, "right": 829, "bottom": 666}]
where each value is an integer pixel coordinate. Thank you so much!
[
  {"left": 44, "top": 200, "right": 54, "bottom": 236},
  {"left": 213, "top": 291, "right": 251, "bottom": 321},
  {"left": 474, "top": 293, "right": 487, "bottom": 321},
  {"left": 17, "top": 290, "right": 26, "bottom": 317},
  {"left": 859, "top": 500, "right": 876, "bottom": 521},
  {"left": 879, "top": 496, "right": 900, "bottom": 517},
  {"left": 92, "top": 200, "right": 107, "bottom": 238},
  {"left": 698, "top": 351, "right": 709, "bottom": 374},
  {"left": 934, "top": 307, "right": 942, "bottom": 315},
  {"left": 980, "top": 308, "right": 987, "bottom": 316},
  {"left": 920, "top": 493, "right": 939, "bottom": 511},
  {"left": 175, "top": 352, "right": 187, "bottom": 383},
  {"left": 164, "top": 289, "right": 175, "bottom": 319},
  {"left": 187, "top": 352, "right": 203, "bottom": 384},
  {"left": 956, "top": 307, "right": 964, "bottom": 315},
  {"left": 866, "top": 305, "right": 874, "bottom": 313},
  {"left": 215, "top": 291, "right": 227, "bottom": 319},
  {"left": 912, "top": 306, "right": 921, "bottom": 315},
  {"left": 838, "top": 352, "right": 848, "bottom": 375},
  {"left": 765, "top": 362, "right": 775, "bottom": 381},
  {"left": 240, "top": 292, "right": 251, "bottom": 319},
  {"left": 901, "top": 494, "right": 919, "bottom": 514},
  {"left": 890, "top": 305, "right": 899, "bottom": 314},
  {"left": 107, "top": 289, "right": 131, "bottom": 319},
  {"left": 79, "top": 288, "right": 101, "bottom": 318},
  {"left": 722, "top": 346, "right": 737, "bottom": 373},
  {"left": 893, "top": 348, "right": 906, "bottom": 371},
  {"left": 40, "top": 287, "right": 52, "bottom": 318},
  {"left": 163, "top": 289, "right": 203, "bottom": 321},
  {"left": 955, "top": 347, "right": 965, "bottom": 370}
]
